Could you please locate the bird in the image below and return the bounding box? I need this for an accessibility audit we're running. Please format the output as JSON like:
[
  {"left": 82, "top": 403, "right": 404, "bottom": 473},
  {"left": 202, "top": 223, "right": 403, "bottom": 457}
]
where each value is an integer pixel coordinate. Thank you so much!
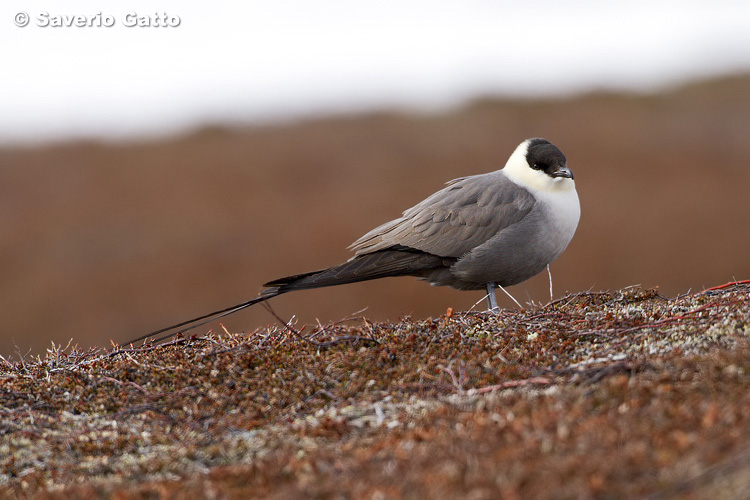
[{"left": 126, "top": 138, "right": 580, "bottom": 345}]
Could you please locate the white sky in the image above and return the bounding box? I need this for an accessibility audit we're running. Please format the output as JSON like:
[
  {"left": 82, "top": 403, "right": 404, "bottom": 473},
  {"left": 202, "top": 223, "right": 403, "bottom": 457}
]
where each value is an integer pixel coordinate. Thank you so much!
[{"left": 2, "top": 0, "right": 750, "bottom": 144}]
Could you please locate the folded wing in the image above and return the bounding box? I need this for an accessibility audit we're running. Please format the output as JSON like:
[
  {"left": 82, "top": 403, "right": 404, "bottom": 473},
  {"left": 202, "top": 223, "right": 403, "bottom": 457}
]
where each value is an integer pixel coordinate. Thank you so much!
[{"left": 349, "top": 171, "right": 536, "bottom": 259}]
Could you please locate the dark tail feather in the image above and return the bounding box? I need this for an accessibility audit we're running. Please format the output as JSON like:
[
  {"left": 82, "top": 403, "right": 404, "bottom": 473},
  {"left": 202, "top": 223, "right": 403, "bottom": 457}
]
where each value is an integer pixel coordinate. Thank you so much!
[
  {"left": 122, "top": 248, "right": 448, "bottom": 347},
  {"left": 263, "top": 249, "right": 448, "bottom": 293},
  {"left": 121, "top": 290, "right": 282, "bottom": 346}
]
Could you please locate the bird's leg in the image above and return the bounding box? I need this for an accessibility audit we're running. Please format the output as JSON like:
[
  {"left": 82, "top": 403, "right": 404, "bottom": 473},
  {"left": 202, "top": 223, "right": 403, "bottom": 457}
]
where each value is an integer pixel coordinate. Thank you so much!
[
  {"left": 485, "top": 282, "right": 499, "bottom": 312},
  {"left": 498, "top": 284, "right": 523, "bottom": 309},
  {"left": 547, "top": 264, "right": 553, "bottom": 302}
]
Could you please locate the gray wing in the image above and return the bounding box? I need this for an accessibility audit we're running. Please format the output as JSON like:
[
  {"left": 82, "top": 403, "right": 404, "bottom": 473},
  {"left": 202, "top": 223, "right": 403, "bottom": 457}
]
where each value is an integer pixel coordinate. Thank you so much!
[{"left": 349, "top": 171, "right": 536, "bottom": 259}]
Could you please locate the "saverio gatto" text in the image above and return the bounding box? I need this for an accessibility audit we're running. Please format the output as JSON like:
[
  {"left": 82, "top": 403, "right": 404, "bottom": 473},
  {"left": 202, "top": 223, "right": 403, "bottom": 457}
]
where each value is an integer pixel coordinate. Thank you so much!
[{"left": 36, "top": 12, "right": 181, "bottom": 28}]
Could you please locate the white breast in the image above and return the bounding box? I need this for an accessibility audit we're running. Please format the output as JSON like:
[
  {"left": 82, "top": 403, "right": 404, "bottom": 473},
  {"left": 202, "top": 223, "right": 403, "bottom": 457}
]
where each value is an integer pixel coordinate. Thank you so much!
[{"left": 534, "top": 185, "right": 581, "bottom": 249}]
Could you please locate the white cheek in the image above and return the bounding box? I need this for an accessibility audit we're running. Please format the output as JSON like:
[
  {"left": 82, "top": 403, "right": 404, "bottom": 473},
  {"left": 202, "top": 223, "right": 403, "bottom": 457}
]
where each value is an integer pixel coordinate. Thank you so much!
[{"left": 504, "top": 163, "right": 566, "bottom": 194}]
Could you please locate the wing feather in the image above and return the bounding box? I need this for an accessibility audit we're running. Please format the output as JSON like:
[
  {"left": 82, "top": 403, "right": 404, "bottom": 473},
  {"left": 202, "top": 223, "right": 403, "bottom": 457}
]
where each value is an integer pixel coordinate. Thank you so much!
[{"left": 349, "top": 171, "right": 536, "bottom": 259}]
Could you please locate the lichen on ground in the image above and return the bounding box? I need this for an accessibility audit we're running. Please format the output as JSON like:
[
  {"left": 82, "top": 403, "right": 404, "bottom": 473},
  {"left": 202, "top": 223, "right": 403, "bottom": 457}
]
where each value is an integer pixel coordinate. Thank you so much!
[{"left": 1, "top": 283, "right": 749, "bottom": 499}]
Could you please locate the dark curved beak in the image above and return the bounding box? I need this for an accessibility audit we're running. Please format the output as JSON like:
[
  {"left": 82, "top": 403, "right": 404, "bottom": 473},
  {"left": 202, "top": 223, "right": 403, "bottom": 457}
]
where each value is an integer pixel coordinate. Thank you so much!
[{"left": 552, "top": 165, "right": 574, "bottom": 179}]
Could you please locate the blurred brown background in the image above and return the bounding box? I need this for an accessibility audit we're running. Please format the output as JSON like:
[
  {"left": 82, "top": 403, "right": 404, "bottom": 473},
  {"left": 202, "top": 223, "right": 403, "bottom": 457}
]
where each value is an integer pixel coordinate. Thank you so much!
[{"left": 1, "top": 74, "right": 748, "bottom": 357}]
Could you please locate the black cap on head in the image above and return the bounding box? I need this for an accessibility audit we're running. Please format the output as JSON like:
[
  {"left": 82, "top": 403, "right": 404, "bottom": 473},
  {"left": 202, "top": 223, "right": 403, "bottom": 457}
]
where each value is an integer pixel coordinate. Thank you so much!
[{"left": 525, "top": 138, "right": 571, "bottom": 178}]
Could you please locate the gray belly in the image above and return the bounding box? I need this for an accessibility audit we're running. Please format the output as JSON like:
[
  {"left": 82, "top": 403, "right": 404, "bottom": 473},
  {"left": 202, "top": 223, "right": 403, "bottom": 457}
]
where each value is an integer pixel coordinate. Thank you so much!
[{"left": 430, "top": 204, "right": 576, "bottom": 290}]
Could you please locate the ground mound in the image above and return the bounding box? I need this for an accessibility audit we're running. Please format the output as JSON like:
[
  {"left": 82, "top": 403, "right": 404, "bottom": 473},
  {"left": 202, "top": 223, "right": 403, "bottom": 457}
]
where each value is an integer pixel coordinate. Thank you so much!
[{"left": 1, "top": 282, "right": 749, "bottom": 499}]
